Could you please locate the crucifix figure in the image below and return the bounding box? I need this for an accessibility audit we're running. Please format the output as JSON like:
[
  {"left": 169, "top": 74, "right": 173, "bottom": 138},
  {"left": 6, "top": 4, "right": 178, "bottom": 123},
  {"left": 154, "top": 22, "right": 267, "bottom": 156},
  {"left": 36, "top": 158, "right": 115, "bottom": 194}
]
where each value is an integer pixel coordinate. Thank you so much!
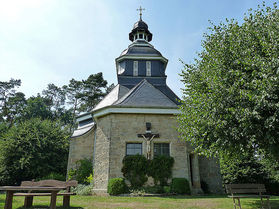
[
  {"left": 137, "top": 122, "right": 159, "bottom": 159},
  {"left": 137, "top": 6, "right": 145, "bottom": 20}
]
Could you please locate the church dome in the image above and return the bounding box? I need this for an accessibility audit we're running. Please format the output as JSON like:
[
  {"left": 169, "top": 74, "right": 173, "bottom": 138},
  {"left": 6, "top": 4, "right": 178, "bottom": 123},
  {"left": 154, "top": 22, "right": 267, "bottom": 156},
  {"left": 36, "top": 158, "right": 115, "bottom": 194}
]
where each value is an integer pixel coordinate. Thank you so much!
[
  {"left": 133, "top": 20, "right": 148, "bottom": 30},
  {"left": 129, "top": 20, "right": 153, "bottom": 42}
]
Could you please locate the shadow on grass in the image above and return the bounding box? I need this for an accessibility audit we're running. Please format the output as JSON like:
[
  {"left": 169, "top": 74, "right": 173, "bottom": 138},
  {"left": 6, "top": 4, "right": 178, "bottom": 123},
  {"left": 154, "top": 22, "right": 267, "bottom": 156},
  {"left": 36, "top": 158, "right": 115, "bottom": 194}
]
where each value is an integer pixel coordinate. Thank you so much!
[
  {"left": 160, "top": 194, "right": 228, "bottom": 199},
  {"left": 16, "top": 206, "right": 83, "bottom": 209},
  {"left": 244, "top": 199, "right": 279, "bottom": 209}
]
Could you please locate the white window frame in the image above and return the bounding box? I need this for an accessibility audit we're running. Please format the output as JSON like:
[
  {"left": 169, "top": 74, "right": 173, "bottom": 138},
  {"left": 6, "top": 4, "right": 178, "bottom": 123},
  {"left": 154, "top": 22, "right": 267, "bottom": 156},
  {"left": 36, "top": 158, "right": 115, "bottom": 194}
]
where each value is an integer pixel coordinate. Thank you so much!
[
  {"left": 146, "top": 61, "right": 151, "bottom": 76},
  {"left": 133, "top": 61, "right": 138, "bottom": 76}
]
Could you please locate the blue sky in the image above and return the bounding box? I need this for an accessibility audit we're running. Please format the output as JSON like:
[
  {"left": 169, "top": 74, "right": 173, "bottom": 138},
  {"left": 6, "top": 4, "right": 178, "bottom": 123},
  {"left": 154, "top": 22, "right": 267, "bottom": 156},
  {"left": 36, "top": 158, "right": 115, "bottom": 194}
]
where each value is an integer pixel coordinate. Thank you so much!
[{"left": 0, "top": 0, "right": 275, "bottom": 98}]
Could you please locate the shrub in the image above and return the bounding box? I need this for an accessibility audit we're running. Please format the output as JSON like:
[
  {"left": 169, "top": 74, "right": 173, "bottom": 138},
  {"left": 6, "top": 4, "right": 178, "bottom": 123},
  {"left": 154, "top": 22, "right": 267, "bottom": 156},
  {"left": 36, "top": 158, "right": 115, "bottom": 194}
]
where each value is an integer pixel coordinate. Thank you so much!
[
  {"left": 68, "top": 158, "right": 93, "bottom": 185},
  {"left": 107, "top": 178, "right": 127, "bottom": 195},
  {"left": 0, "top": 118, "right": 69, "bottom": 186},
  {"left": 148, "top": 155, "right": 174, "bottom": 186},
  {"left": 72, "top": 184, "right": 93, "bottom": 195},
  {"left": 143, "top": 185, "right": 164, "bottom": 194},
  {"left": 121, "top": 155, "right": 148, "bottom": 189},
  {"left": 171, "top": 178, "right": 190, "bottom": 194},
  {"left": 163, "top": 186, "right": 171, "bottom": 193},
  {"left": 37, "top": 172, "right": 65, "bottom": 181}
]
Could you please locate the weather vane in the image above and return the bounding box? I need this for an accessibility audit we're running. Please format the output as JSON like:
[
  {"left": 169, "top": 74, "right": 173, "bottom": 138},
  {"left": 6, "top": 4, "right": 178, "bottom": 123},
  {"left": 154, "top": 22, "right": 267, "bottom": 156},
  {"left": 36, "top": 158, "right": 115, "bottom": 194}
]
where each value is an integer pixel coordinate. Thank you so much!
[{"left": 137, "top": 6, "right": 145, "bottom": 20}]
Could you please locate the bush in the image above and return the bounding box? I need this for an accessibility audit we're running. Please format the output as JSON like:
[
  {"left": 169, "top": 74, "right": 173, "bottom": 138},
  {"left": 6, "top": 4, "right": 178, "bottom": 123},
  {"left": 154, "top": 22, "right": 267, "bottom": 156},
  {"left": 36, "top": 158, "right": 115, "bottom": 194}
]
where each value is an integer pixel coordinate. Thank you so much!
[
  {"left": 171, "top": 178, "right": 190, "bottom": 194},
  {"left": 0, "top": 118, "right": 69, "bottom": 186},
  {"left": 148, "top": 155, "right": 174, "bottom": 186},
  {"left": 143, "top": 185, "right": 164, "bottom": 194},
  {"left": 68, "top": 158, "right": 93, "bottom": 185},
  {"left": 163, "top": 186, "right": 171, "bottom": 193},
  {"left": 37, "top": 172, "right": 65, "bottom": 181},
  {"left": 72, "top": 184, "right": 93, "bottom": 195},
  {"left": 107, "top": 178, "right": 127, "bottom": 195},
  {"left": 121, "top": 155, "right": 148, "bottom": 189}
]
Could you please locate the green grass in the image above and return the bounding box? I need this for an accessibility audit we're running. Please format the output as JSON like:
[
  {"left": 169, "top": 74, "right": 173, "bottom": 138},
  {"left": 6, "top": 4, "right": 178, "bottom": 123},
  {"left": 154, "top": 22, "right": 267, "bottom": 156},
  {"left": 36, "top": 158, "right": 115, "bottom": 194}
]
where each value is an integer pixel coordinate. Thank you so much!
[{"left": 0, "top": 194, "right": 278, "bottom": 209}]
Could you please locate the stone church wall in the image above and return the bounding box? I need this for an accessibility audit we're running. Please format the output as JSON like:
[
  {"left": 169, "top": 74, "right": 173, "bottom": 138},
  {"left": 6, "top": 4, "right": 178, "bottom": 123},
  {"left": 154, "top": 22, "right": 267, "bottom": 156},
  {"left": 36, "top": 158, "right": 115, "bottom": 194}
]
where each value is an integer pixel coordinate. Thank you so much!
[
  {"left": 198, "top": 156, "right": 224, "bottom": 193},
  {"left": 106, "top": 113, "right": 190, "bottom": 184},
  {"left": 67, "top": 128, "right": 95, "bottom": 174},
  {"left": 92, "top": 115, "right": 111, "bottom": 194}
]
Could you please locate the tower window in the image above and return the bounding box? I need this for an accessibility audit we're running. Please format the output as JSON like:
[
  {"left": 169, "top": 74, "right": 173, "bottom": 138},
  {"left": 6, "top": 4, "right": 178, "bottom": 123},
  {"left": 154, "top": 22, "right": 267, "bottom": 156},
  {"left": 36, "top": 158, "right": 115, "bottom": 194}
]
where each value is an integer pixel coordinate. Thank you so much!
[
  {"left": 146, "top": 61, "right": 151, "bottom": 76},
  {"left": 139, "top": 34, "right": 143, "bottom": 39},
  {"left": 133, "top": 61, "right": 138, "bottom": 76}
]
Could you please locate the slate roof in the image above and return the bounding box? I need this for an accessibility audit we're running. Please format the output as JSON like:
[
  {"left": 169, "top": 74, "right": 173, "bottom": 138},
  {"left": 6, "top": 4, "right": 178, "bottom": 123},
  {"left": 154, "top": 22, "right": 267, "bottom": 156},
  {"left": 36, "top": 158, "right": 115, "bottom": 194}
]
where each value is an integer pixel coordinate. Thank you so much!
[
  {"left": 72, "top": 122, "right": 95, "bottom": 138},
  {"left": 93, "top": 79, "right": 179, "bottom": 112},
  {"left": 120, "top": 40, "right": 162, "bottom": 56}
]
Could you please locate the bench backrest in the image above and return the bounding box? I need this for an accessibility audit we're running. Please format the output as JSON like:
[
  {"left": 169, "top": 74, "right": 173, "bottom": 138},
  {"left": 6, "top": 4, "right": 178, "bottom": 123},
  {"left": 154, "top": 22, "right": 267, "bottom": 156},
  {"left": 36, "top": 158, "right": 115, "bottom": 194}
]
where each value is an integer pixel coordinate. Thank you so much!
[
  {"left": 21, "top": 180, "right": 78, "bottom": 188},
  {"left": 225, "top": 184, "right": 266, "bottom": 195}
]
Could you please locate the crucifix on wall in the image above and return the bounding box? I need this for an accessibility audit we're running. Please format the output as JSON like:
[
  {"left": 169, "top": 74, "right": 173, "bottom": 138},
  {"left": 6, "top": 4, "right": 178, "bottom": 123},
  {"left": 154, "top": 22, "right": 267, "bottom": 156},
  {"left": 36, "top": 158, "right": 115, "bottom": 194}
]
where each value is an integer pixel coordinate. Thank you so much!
[{"left": 137, "top": 122, "right": 159, "bottom": 159}]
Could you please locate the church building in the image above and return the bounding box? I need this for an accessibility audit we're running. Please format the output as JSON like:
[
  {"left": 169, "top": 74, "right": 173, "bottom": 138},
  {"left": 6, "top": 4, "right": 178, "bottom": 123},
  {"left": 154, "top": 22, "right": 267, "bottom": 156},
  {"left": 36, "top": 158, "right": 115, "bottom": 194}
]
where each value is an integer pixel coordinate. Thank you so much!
[{"left": 67, "top": 11, "right": 223, "bottom": 194}]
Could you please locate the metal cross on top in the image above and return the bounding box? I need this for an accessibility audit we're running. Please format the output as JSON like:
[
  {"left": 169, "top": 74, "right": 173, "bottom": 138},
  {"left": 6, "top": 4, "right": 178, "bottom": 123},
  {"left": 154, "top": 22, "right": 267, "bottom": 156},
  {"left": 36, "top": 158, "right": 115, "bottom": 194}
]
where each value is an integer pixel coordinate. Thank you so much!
[
  {"left": 137, "top": 6, "right": 145, "bottom": 20},
  {"left": 137, "top": 122, "right": 159, "bottom": 159}
]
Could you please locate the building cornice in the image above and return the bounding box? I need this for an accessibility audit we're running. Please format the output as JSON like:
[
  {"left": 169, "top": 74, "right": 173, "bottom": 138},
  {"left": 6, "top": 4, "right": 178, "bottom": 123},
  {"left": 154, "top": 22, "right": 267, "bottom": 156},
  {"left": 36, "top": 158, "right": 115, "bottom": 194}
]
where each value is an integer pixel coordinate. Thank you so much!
[{"left": 93, "top": 106, "right": 181, "bottom": 118}]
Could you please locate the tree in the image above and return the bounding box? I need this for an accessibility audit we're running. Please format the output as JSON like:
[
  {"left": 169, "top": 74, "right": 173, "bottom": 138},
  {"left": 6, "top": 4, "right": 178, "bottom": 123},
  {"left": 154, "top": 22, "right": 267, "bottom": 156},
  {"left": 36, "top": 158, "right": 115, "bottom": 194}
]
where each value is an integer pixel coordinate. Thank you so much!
[
  {"left": 80, "top": 72, "right": 108, "bottom": 112},
  {"left": 178, "top": 3, "right": 279, "bottom": 160},
  {"left": 42, "top": 83, "right": 66, "bottom": 118},
  {"left": 21, "top": 95, "right": 53, "bottom": 121},
  {"left": 0, "top": 118, "right": 70, "bottom": 185},
  {"left": 0, "top": 79, "right": 22, "bottom": 122}
]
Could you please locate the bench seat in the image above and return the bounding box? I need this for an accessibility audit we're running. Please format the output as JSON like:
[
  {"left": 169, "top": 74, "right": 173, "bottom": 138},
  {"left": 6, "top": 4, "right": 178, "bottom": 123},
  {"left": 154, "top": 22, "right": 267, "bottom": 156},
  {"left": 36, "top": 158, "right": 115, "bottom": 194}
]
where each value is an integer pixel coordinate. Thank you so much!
[
  {"left": 225, "top": 184, "right": 270, "bottom": 209},
  {"left": 16, "top": 180, "right": 78, "bottom": 208}
]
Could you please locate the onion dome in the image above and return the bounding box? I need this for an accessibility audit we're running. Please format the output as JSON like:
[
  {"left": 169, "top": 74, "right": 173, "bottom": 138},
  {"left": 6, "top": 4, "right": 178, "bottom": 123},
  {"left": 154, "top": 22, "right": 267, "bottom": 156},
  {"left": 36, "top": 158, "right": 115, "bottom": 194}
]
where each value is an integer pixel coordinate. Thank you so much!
[{"left": 129, "top": 20, "right": 152, "bottom": 42}]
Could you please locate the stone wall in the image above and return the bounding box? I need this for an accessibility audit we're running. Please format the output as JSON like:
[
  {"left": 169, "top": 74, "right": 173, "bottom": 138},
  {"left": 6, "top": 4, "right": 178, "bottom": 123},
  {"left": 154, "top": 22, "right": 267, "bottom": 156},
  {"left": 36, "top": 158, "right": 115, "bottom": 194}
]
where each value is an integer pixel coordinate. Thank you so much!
[
  {"left": 106, "top": 113, "right": 190, "bottom": 185},
  {"left": 67, "top": 128, "right": 95, "bottom": 174},
  {"left": 92, "top": 116, "right": 111, "bottom": 194},
  {"left": 199, "top": 156, "right": 224, "bottom": 193}
]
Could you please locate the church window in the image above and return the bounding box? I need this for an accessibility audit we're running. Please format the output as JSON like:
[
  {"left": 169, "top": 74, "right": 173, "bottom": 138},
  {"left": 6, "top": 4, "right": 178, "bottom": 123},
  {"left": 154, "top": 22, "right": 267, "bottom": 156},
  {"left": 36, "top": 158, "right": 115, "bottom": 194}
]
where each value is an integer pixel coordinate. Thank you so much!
[
  {"left": 118, "top": 62, "right": 125, "bottom": 74},
  {"left": 133, "top": 61, "right": 138, "bottom": 76},
  {"left": 154, "top": 143, "right": 170, "bottom": 156},
  {"left": 126, "top": 143, "right": 142, "bottom": 155},
  {"left": 146, "top": 61, "right": 151, "bottom": 76}
]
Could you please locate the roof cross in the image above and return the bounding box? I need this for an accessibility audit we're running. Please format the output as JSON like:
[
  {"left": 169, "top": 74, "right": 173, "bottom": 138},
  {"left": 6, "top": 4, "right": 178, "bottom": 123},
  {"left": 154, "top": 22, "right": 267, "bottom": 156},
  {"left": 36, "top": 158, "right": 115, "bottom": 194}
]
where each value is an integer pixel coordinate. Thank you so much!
[{"left": 137, "top": 6, "right": 145, "bottom": 20}]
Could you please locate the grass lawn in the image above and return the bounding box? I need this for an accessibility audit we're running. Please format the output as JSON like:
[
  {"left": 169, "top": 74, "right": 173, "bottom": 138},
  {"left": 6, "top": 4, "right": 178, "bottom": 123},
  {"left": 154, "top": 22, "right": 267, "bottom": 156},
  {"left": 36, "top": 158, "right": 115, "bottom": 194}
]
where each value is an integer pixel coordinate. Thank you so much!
[{"left": 0, "top": 194, "right": 278, "bottom": 209}]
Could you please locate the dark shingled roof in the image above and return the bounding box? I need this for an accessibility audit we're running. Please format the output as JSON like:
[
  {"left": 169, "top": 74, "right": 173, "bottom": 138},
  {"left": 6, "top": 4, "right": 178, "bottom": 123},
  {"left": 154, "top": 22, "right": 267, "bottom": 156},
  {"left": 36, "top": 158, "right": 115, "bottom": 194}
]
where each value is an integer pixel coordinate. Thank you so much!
[
  {"left": 93, "top": 80, "right": 179, "bottom": 112},
  {"left": 121, "top": 44, "right": 162, "bottom": 56}
]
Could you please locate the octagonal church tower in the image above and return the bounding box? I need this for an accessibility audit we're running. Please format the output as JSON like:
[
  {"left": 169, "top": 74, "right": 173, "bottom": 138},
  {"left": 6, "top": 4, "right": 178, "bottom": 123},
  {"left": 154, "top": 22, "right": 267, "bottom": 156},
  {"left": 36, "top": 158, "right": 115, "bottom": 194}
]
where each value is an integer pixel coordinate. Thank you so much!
[{"left": 67, "top": 14, "right": 223, "bottom": 195}]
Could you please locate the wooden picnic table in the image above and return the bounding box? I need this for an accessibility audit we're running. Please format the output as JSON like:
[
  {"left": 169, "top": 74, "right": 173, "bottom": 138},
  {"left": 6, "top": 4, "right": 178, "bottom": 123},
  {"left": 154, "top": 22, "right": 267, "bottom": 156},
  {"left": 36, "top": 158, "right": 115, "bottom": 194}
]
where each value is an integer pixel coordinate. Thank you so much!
[{"left": 0, "top": 185, "right": 66, "bottom": 209}]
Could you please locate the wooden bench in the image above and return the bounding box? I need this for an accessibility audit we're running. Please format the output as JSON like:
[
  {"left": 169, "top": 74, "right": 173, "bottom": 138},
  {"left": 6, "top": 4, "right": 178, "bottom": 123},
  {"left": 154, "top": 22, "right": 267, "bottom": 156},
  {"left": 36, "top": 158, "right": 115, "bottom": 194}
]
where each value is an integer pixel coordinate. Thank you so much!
[
  {"left": 14, "top": 179, "right": 78, "bottom": 208},
  {"left": 225, "top": 184, "right": 270, "bottom": 209}
]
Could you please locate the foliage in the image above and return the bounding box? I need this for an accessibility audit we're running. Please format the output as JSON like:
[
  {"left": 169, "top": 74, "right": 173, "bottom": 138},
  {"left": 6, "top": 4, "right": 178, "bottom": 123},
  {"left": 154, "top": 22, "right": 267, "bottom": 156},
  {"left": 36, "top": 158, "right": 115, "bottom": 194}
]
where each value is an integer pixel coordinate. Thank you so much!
[
  {"left": 68, "top": 158, "right": 93, "bottom": 185},
  {"left": 37, "top": 172, "right": 65, "bottom": 181},
  {"left": 170, "top": 178, "right": 190, "bottom": 194},
  {"left": 121, "top": 155, "right": 148, "bottom": 189},
  {"left": 220, "top": 152, "right": 268, "bottom": 184},
  {"left": 178, "top": 2, "right": 279, "bottom": 160},
  {"left": 148, "top": 155, "right": 174, "bottom": 186},
  {"left": 107, "top": 178, "right": 127, "bottom": 195},
  {"left": 163, "top": 186, "right": 171, "bottom": 193},
  {"left": 0, "top": 118, "right": 70, "bottom": 185},
  {"left": 143, "top": 185, "right": 164, "bottom": 194},
  {"left": 21, "top": 96, "right": 53, "bottom": 121},
  {"left": 72, "top": 184, "right": 93, "bottom": 196}
]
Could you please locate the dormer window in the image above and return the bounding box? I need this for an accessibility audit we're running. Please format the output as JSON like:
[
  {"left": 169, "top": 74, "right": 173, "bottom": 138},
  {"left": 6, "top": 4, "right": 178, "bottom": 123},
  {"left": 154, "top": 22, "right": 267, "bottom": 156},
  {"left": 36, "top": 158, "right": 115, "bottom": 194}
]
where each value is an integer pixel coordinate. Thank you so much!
[
  {"left": 146, "top": 61, "right": 151, "bottom": 76},
  {"left": 133, "top": 61, "right": 138, "bottom": 76}
]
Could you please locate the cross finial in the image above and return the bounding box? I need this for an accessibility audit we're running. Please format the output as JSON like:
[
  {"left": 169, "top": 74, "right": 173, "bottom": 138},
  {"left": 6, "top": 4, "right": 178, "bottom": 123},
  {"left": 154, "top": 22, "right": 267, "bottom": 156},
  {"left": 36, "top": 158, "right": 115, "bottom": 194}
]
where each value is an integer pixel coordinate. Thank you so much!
[{"left": 137, "top": 6, "right": 145, "bottom": 20}]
